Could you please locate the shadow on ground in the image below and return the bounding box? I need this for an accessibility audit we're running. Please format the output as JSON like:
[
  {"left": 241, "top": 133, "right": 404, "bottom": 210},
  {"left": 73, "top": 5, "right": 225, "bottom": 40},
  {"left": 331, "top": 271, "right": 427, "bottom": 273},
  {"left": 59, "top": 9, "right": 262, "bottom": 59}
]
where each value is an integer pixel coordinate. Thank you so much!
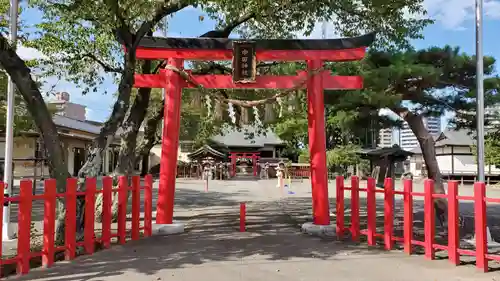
[{"left": 15, "top": 198, "right": 390, "bottom": 281}]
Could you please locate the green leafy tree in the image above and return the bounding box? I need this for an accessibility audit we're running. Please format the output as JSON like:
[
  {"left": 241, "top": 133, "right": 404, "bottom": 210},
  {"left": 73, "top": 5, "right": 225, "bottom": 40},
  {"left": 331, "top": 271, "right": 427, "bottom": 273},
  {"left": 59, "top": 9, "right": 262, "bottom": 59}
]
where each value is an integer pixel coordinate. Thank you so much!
[
  {"left": 326, "top": 144, "right": 361, "bottom": 172},
  {"left": 138, "top": 0, "right": 433, "bottom": 159},
  {"left": 298, "top": 149, "right": 309, "bottom": 163},
  {"left": 324, "top": 47, "right": 500, "bottom": 219},
  {"left": 1, "top": 0, "right": 433, "bottom": 239},
  {"left": 2, "top": 0, "right": 198, "bottom": 241},
  {"left": 0, "top": 72, "right": 38, "bottom": 133},
  {"left": 472, "top": 137, "right": 500, "bottom": 168}
]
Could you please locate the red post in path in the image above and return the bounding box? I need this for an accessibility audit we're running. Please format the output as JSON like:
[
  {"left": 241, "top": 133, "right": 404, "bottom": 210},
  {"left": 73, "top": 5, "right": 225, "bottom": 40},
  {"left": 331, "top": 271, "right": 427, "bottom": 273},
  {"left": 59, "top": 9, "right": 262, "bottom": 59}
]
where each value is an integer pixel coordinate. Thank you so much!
[
  {"left": 307, "top": 60, "right": 329, "bottom": 225},
  {"left": 157, "top": 58, "right": 184, "bottom": 225},
  {"left": 252, "top": 154, "right": 256, "bottom": 177},
  {"left": 240, "top": 202, "right": 246, "bottom": 232},
  {"left": 231, "top": 154, "right": 236, "bottom": 177}
]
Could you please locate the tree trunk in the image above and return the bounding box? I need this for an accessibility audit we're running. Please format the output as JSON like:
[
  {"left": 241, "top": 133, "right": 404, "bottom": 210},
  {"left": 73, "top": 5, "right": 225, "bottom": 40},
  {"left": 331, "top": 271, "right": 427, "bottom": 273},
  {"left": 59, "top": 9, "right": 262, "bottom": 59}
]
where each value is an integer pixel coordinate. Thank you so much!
[
  {"left": 77, "top": 51, "right": 137, "bottom": 180},
  {"left": 0, "top": 36, "right": 70, "bottom": 242},
  {"left": 396, "top": 109, "right": 447, "bottom": 221},
  {"left": 70, "top": 49, "right": 138, "bottom": 238},
  {"left": 136, "top": 103, "right": 164, "bottom": 161},
  {"left": 94, "top": 61, "right": 152, "bottom": 222}
]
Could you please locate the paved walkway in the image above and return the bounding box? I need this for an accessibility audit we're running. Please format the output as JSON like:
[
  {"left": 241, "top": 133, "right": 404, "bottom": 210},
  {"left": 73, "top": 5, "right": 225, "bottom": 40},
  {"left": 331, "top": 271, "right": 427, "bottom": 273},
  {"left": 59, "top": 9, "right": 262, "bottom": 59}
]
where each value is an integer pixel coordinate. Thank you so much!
[
  {"left": 10, "top": 179, "right": 500, "bottom": 280},
  {"left": 14, "top": 231, "right": 498, "bottom": 281}
]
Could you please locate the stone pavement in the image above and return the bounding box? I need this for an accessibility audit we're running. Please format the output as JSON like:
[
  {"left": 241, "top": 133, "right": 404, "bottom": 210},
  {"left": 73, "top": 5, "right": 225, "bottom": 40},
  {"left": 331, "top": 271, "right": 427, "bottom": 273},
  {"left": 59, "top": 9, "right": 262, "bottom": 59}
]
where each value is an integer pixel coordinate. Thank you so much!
[{"left": 9, "top": 178, "right": 500, "bottom": 280}]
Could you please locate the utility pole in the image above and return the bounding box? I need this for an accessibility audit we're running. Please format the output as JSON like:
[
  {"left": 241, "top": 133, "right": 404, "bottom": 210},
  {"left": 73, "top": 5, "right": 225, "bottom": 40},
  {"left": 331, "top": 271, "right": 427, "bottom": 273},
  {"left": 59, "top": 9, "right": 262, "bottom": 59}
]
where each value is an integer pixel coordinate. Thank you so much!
[
  {"left": 476, "top": 0, "right": 485, "bottom": 182},
  {"left": 3, "top": 0, "right": 19, "bottom": 241}
]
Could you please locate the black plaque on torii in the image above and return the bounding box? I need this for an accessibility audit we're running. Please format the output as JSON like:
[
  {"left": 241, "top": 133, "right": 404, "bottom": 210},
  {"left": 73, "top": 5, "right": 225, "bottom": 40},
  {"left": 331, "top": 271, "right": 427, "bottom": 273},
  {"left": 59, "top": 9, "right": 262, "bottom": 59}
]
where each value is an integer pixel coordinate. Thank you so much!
[{"left": 232, "top": 41, "right": 257, "bottom": 83}]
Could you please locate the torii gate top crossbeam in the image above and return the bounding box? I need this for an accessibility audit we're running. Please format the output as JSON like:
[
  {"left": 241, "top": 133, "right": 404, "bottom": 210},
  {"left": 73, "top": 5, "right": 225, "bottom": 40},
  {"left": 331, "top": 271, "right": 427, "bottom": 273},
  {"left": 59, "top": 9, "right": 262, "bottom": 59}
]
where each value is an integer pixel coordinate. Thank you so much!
[{"left": 125, "top": 33, "right": 375, "bottom": 61}]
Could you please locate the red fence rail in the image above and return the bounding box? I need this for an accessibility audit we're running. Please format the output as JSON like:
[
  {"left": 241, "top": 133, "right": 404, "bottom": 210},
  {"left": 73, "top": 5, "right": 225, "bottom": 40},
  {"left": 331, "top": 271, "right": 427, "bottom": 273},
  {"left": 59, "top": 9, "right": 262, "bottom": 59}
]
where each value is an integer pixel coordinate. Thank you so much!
[
  {"left": 336, "top": 176, "right": 500, "bottom": 272},
  {"left": 289, "top": 167, "right": 310, "bottom": 179},
  {"left": 0, "top": 174, "right": 153, "bottom": 277}
]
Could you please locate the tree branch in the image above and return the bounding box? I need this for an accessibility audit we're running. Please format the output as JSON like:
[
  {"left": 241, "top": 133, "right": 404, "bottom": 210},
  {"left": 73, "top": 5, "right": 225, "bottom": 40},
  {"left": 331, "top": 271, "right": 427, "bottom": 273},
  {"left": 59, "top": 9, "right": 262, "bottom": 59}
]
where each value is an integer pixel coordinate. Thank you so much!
[
  {"left": 134, "top": 1, "right": 189, "bottom": 47},
  {"left": 82, "top": 53, "right": 123, "bottom": 73},
  {"left": 104, "top": 0, "right": 128, "bottom": 29},
  {"left": 200, "top": 12, "right": 256, "bottom": 38}
]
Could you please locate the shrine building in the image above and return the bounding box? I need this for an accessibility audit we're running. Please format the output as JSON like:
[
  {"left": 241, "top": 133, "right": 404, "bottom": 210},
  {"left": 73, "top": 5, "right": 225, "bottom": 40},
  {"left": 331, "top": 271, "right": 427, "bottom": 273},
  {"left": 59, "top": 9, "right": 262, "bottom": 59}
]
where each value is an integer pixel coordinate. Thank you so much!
[{"left": 148, "top": 125, "right": 287, "bottom": 169}]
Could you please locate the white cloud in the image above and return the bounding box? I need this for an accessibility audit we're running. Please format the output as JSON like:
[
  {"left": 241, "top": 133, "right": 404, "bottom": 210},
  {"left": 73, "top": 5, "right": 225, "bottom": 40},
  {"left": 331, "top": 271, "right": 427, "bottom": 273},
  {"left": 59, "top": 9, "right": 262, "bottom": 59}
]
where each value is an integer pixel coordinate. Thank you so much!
[
  {"left": 424, "top": 0, "right": 500, "bottom": 30},
  {"left": 16, "top": 44, "right": 45, "bottom": 60},
  {"left": 301, "top": 1, "right": 500, "bottom": 36}
]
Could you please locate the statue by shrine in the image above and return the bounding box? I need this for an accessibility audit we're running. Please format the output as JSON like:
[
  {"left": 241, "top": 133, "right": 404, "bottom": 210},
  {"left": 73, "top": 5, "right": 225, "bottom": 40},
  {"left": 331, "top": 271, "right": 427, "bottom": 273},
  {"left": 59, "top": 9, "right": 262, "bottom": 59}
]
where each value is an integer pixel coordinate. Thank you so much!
[
  {"left": 276, "top": 161, "right": 285, "bottom": 188},
  {"left": 260, "top": 162, "right": 270, "bottom": 179},
  {"left": 216, "top": 162, "right": 225, "bottom": 180},
  {"left": 224, "top": 162, "right": 230, "bottom": 179},
  {"left": 202, "top": 162, "right": 213, "bottom": 180}
]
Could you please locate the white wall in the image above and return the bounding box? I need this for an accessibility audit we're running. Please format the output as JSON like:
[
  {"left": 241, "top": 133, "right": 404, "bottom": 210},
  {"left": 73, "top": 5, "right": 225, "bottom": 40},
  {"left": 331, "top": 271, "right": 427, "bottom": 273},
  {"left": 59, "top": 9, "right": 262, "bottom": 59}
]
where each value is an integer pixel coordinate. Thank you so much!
[
  {"left": 409, "top": 145, "right": 500, "bottom": 176},
  {"left": 149, "top": 144, "right": 189, "bottom": 168}
]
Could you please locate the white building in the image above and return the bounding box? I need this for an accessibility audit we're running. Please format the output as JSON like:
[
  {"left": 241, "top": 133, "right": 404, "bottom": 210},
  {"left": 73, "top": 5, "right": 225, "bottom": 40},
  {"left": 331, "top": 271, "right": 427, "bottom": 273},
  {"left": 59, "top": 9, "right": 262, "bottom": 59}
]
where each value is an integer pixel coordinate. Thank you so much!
[
  {"left": 378, "top": 128, "right": 393, "bottom": 148},
  {"left": 0, "top": 92, "right": 130, "bottom": 178},
  {"left": 408, "top": 129, "right": 500, "bottom": 177},
  {"left": 399, "top": 117, "right": 441, "bottom": 150}
]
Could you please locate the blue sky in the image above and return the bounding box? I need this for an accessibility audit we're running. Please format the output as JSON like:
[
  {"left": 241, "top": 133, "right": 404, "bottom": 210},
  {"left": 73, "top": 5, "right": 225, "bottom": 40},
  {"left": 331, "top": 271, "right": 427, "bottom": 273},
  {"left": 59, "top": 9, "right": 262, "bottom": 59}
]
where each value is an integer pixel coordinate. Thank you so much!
[{"left": 15, "top": 1, "right": 500, "bottom": 124}]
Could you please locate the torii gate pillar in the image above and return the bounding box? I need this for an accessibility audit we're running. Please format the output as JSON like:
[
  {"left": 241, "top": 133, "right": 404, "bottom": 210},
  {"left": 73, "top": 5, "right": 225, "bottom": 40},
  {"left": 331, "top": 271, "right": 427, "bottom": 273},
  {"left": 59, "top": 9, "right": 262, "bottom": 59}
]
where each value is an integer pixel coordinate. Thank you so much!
[
  {"left": 307, "top": 60, "right": 330, "bottom": 226},
  {"left": 156, "top": 58, "right": 183, "bottom": 226}
]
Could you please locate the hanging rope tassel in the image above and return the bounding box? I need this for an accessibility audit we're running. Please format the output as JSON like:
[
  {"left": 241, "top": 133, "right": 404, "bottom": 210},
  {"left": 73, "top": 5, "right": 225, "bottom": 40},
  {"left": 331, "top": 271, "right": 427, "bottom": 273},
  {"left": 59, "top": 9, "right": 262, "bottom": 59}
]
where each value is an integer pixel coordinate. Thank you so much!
[
  {"left": 228, "top": 102, "right": 236, "bottom": 124},
  {"left": 253, "top": 106, "right": 262, "bottom": 126},
  {"left": 276, "top": 96, "right": 283, "bottom": 118},
  {"left": 205, "top": 94, "right": 212, "bottom": 118}
]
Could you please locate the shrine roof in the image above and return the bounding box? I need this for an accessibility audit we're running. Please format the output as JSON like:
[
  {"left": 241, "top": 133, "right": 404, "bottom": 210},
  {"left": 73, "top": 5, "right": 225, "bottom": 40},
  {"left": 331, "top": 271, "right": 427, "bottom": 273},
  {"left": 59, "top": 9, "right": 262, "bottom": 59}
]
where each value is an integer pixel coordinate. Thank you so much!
[
  {"left": 434, "top": 129, "right": 474, "bottom": 147},
  {"left": 187, "top": 144, "right": 227, "bottom": 160},
  {"left": 127, "top": 33, "right": 376, "bottom": 51},
  {"left": 212, "top": 126, "right": 284, "bottom": 148}
]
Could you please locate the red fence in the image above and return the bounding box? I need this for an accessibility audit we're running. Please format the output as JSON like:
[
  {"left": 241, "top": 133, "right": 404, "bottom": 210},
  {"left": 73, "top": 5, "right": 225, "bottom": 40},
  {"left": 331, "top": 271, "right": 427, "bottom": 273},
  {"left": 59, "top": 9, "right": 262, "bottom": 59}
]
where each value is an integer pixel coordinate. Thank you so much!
[
  {"left": 0, "top": 175, "right": 153, "bottom": 277},
  {"left": 289, "top": 167, "right": 310, "bottom": 179},
  {"left": 336, "top": 176, "right": 500, "bottom": 272}
]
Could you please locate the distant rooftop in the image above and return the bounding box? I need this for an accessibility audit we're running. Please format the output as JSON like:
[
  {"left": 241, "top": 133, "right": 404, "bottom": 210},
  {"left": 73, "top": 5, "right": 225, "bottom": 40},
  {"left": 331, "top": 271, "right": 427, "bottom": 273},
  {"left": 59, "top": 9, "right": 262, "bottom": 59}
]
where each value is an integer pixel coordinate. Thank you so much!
[
  {"left": 53, "top": 115, "right": 102, "bottom": 134},
  {"left": 408, "top": 129, "right": 474, "bottom": 154},
  {"left": 435, "top": 129, "right": 474, "bottom": 147}
]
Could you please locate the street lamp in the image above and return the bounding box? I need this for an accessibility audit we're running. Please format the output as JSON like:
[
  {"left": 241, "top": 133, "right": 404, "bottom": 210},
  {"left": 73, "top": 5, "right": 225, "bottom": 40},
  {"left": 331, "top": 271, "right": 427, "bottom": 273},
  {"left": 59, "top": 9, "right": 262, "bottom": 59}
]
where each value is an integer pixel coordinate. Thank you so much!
[
  {"left": 476, "top": 0, "right": 485, "bottom": 182},
  {"left": 2, "top": 0, "right": 19, "bottom": 241}
]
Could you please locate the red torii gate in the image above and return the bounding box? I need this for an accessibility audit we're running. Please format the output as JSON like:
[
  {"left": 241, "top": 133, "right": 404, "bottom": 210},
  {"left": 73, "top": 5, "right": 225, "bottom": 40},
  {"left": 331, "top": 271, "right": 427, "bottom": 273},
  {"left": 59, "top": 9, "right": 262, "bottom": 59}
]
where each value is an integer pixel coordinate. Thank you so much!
[
  {"left": 130, "top": 33, "right": 374, "bottom": 230},
  {"left": 229, "top": 152, "right": 260, "bottom": 177}
]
